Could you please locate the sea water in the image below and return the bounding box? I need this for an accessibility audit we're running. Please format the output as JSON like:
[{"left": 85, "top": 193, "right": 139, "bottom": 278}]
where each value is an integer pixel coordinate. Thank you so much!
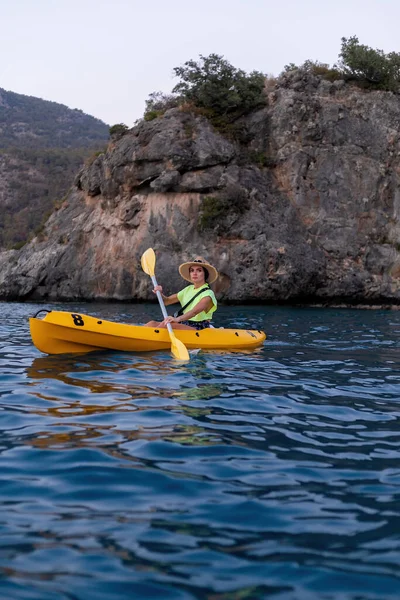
[{"left": 1, "top": 301, "right": 400, "bottom": 600}]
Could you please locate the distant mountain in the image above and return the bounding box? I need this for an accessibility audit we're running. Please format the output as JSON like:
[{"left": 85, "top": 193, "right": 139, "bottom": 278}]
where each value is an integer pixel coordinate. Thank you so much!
[
  {"left": 0, "top": 87, "right": 109, "bottom": 248},
  {"left": 0, "top": 88, "right": 108, "bottom": 149}
]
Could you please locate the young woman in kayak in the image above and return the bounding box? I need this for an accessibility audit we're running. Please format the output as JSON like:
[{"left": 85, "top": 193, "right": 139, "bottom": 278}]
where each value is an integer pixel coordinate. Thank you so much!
[{"left": 145, "top": 257, "right": 218, "bottom": 330}]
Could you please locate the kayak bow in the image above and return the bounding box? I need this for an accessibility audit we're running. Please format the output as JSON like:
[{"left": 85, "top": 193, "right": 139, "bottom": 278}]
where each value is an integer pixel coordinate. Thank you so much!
[{"left": 29, "top": 310, "right": 266, "bottom": 355}]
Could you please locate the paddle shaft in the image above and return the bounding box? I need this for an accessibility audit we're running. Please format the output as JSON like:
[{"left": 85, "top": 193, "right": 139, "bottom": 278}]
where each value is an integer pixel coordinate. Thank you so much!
[{"left": 150, "top": 275, "right": 174, "bottom": 334}]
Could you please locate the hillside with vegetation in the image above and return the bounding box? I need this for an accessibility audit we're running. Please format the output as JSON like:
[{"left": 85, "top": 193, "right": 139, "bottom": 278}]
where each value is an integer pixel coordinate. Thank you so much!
[{"left": 0, "top": 87, "right": 109, "bottom": 248}]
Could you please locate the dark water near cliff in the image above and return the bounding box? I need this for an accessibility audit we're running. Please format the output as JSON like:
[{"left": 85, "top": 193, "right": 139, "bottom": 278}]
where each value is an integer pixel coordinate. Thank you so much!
[{"left": 1, "top": 301, "right": 400, "bottom": 600}]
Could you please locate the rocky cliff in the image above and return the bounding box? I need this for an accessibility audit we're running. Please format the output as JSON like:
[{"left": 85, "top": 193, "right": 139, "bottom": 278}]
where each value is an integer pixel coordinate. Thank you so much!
[{"left": 1, "top": 72, "right": 400, "bottom": 305}]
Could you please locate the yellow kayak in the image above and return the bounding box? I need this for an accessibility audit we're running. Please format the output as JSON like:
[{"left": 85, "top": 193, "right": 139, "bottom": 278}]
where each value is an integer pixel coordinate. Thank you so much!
[{"left": 29, "top": 310, "right": 266, "bottom": 355}]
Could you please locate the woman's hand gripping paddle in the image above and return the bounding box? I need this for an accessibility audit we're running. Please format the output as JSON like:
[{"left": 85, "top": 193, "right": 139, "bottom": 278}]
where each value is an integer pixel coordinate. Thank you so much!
[{"left": 141, "top": 248, "right": 190, "bottom": 361}]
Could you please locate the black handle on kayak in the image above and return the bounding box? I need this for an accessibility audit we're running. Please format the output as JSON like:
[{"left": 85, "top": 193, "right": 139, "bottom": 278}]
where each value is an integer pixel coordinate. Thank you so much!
[{"left": 32, "top": 309, "right": 52, "bottom": 319}]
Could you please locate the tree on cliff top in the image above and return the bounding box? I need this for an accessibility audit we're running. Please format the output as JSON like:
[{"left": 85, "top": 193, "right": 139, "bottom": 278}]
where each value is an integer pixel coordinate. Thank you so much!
[
  {"left": 284, "top": 36, "right": 400, "bottom": 92},
  {"left": 338, "top": 36, "right": 400, "bottom": 91},
  {"left": 172, "top": 54, "right": 266, "bottom": 117},
  {"left": 144, "top": 54, "right": 266, "bottom": 123}
]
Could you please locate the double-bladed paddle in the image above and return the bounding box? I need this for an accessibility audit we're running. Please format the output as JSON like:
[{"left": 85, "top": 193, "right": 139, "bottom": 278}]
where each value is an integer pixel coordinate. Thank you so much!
[{"left": 141, "top": 248, "right": 190, "bottom": 361}]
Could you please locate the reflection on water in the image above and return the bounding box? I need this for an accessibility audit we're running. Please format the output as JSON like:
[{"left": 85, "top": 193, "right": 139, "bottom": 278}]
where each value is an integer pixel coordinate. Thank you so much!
[
  {"left": 24, "top": 353, "right": 227, "bottom": 455},
  {"left": 1, "top": 302, "right": 400, "bottom": 599}
]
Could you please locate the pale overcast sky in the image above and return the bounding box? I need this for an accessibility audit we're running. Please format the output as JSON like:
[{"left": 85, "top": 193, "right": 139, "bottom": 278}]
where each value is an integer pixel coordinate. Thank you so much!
[{"left": 0, "top": 0, "right": 398, "bottom": 126}]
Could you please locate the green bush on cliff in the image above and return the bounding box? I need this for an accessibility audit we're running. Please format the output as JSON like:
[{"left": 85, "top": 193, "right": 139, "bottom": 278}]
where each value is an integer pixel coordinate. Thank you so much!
[
  {"left": 284, "top": 60, "right": 342, "bottom": 82},
  {"left": 198, "top": 184, "right": 249, "bottom": 231},
  {"left": 143, "top": 55, "right": 266, "bottom": 133},
  {"left": 143, "top": 92, "right": 180, "bottom": 120},
  {"left": 284, "top": 37, "right": 400, "bottom": 92},
  {"left": 109, "top": 123, "right": 129, "bottom": 136},
  {"left": 198, "top": 195, "right": 227, "bottom": 230},
  {"left": 144, "top": 110, "right": 161, "bottom": 121},
  {"left": 172, "top": 54, "right": 266, "bottom": 119},
  {"left": 338, "top": 36, "right": 400, "bottom": 91}
]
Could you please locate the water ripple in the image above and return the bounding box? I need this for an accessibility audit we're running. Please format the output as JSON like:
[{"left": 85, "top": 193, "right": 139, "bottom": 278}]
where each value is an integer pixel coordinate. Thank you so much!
[{"left": 1, "top": 302, "right": 400, "bottom": 599}]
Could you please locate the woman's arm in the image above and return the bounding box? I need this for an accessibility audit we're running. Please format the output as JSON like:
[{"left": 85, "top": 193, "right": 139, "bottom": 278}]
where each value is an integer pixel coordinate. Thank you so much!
[
  {"left": 175, "top": 297, "right": 213, "bottom": 322},
  {"left": 163, "top": 293, "right": 179, "bottom": 306},
  {"left": 153, "top": 285, "right": 179, "bottom": 306}
]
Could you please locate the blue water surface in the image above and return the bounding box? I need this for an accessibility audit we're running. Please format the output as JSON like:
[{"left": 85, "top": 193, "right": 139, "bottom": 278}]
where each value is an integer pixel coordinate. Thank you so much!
[{"left": 1, "top": 301, "right": 400, "bottom": 600}]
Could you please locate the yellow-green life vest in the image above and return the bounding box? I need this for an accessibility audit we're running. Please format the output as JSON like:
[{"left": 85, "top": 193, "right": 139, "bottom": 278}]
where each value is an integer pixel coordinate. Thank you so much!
[{"left": 176, "top": 284, "right": 217, "bottom": 322}]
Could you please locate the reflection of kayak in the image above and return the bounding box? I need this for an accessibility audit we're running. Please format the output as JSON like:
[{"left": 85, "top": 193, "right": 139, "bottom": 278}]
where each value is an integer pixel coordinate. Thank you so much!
[{"left": 29, "top": 310, "right": 266, "bottom": 355}]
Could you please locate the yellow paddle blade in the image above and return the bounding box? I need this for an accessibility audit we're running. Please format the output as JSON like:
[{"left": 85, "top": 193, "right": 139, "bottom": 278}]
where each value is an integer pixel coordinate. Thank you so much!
[
  {"left": 141, "top": 248, "right": 156, "bottom": 277},
  {"left": 170, "top": 333, "right": 190, "bottom": 361}
]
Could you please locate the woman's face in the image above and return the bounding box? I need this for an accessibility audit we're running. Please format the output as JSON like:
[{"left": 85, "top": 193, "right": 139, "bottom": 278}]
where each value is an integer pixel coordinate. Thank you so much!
[{"left": 189, "top": 265, "right": 205, "bottom": 285}]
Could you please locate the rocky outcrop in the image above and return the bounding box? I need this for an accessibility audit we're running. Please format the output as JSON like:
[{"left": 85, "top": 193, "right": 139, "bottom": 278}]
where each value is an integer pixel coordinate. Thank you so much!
[{"left": 2, "top": 72, "right": 400, "bottom": 305}]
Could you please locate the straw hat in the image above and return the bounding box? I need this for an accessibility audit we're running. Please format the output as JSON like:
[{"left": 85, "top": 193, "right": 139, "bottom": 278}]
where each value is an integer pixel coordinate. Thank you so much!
[{"left": 179, "top": 256, "right": 218, "bottom": 284}]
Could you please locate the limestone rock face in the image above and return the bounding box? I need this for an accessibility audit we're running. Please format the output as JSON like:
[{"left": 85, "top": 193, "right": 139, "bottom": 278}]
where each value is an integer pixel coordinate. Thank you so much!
[{"left": 2, "top": 73, "right": 400, "bottom": 305}]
